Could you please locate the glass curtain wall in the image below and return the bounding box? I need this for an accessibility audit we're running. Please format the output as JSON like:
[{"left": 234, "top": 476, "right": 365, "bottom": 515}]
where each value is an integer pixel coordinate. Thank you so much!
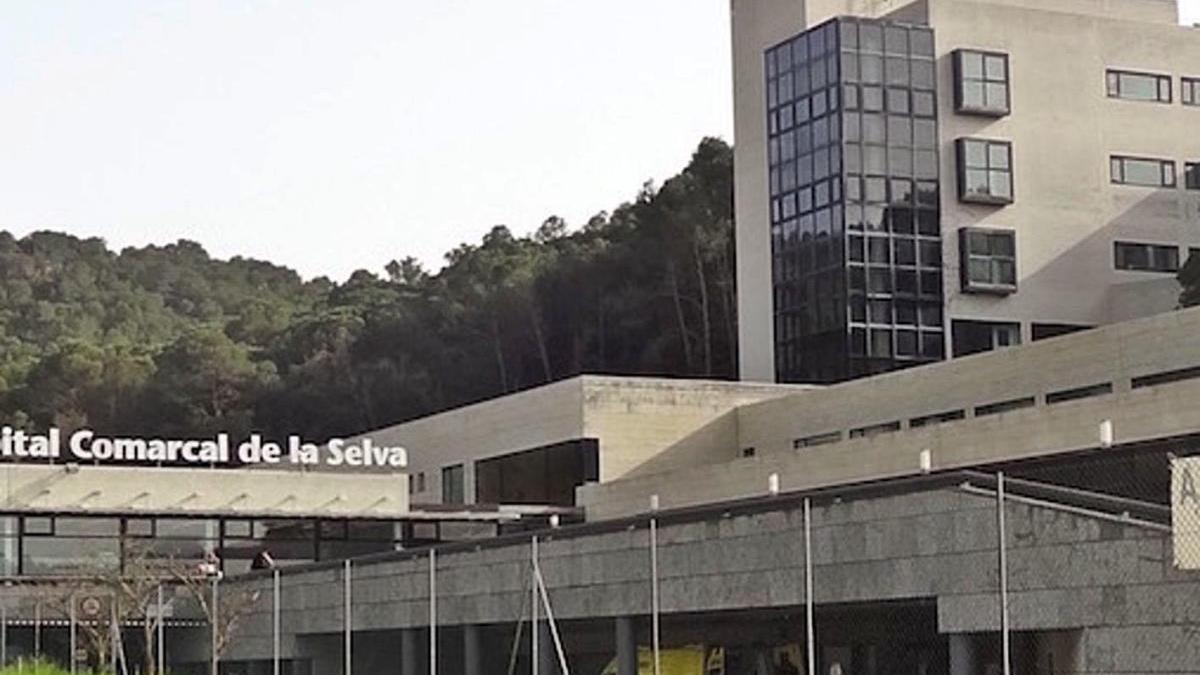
[{"left": 767, "top": 18, "right": 945, "bottom": 383}]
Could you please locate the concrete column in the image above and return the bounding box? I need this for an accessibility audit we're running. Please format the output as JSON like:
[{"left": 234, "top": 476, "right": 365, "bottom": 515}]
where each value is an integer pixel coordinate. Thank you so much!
[
  {"left": 400, "top": 628, "right": 419, "bottom": 675},
  {"left": 463, "top": 625, "right": 482, "bottom": 675},
  {"left": 615, "top": 616, "right": 637, "bottom": 675},
  {"left": 949, "top": 634, "right": 977, "bottom": 675}
]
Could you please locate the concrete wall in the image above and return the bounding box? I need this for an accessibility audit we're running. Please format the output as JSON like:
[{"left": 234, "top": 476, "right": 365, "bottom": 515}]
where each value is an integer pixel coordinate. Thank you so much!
[
  {"left": 219, "top": 485, "right": 1200, "bottom": 673},
  {"left": 580, "top": 377, "right": 812, "bottom": 481},
  {"left": 731, "top": 0, "right": 812, "bottom": 382},
  {"left": 351, "top": 377, "right": 586, "bottom": 505},
  {"left": 934, "top": 0, "right": 1200, "bottom": 339},
  {"left": 580, "top": 307, "right": 1200, "bottom": 519},
  {"left": 354, "top": 376, "right": 803, "bottom": 504}
]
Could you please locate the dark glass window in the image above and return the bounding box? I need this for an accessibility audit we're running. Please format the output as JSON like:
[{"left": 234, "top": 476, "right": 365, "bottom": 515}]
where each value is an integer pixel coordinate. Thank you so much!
[
  {"left": 1106, "top": 69, "right": 1171, "bottom": 103},
  {"left": 1113, "top": 241, "right": 1180, "bottom": 273},
  {"left": 952, "top": 320, "right": 1021, "bottom": 357},
  {"left": 1184, "top": 77, "right": 1200, "bottom": 106},
  {"left": 1110, "top": 156, "right": 1176, "bottom": 187},
  {"left": 442, "top": 464, "right": 465, "bottom": 504},
  {"left": 959, "top": 228, "right": 1016, "bottom": 294},
  {"left": 1186, "top": 162, "right": 1200, "bottom": 190},
  {"left": 956, "top": 138, "right": 1013, "bottom": 204},
  {"left": 954, "top": 50, "right": 1010, "bottom": 115}
]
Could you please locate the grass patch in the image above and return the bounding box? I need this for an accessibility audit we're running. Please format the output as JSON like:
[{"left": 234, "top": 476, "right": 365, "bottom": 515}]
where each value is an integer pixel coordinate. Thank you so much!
[{"left": 0, "top": 660, "right": 112, "bottom": 675}]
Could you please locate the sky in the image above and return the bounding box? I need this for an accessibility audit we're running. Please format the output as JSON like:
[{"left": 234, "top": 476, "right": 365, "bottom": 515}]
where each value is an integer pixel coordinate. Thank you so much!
[
  {"left": 1, "top": 1, "right": 1198, "bottom": 281},
  {"left": 0, "top": 1, "right": 733, "bottom": 281}
]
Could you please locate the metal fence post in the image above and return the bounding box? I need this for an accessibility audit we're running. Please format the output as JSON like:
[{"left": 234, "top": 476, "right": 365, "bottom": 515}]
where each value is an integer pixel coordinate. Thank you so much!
[
  {"left": 997, "top": 472, "right": 1011, "bottom": 675},
  {"left": 649, "top": 496, "right": 661, "bottom": 675},
  {"left": 429, "top": 549, "right": 437, "bottom": 675},
  {"left": 33, "top": 600, "right": 40, "bottom": 658},
  {"left": 273, "top": 569, "right": 281, "bottom": 675},
  {"left": 531, "top": 536, "right": 539, "bottom": 675},
  {"left": 111, "top": 594, "right": 120, "bottom": 674},
  {"left": 804, "top": 498, "right": 815, "bottom": 675},
  {"left": 69, "top": 593, "right": 77, "bottom": 675},
  {"left": 157, "top": 583, "right": 165, "bottom": 675},
  {"left": 211, "top": 577, "right": 220, "bottom": 675},
  {"left": 344, "top": 559, "right": 352, "bottom": 675}
]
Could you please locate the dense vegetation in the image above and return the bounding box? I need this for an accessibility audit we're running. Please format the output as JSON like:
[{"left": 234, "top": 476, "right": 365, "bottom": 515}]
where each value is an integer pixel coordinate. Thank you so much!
[{"left": 0, "top": 139, "right": 736, "bottom": 442}]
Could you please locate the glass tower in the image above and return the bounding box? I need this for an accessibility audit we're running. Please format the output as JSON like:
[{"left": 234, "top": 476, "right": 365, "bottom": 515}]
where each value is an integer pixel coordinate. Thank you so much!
[{"left": 766, "top": 17, "right": 946, "bottom": 383}]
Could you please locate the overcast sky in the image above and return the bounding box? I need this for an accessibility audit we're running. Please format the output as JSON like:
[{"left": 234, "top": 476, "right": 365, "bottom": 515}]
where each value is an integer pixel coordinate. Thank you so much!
[{"left": 2, "top": 1, "right": 1197, "bottom": 280}]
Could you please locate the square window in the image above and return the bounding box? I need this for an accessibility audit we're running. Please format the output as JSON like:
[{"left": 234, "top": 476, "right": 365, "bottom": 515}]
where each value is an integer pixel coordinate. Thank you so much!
[
  {"left": 913, "top": 91, "right": 935, "bottom": 117},
  {"left": 910, "top": 30, "right": 935, "bottom": 57},
  {"left": 919, "top": 240, "right": 942, "bottom": 268},
  {"left": 954, "top": 50, "right": 1010, "bottom": 116},
  {"left": 959, "top": 228, "right": 1017, "bottom": 294},
  {"left": 884, "top": 26, "right": 908, "bottom": 55},
  {"left": 957, "top": 138, "right": 1014, "bottom": 204},
  {"left": 921, "top": 331, "right": 945, "bottom": 358}
]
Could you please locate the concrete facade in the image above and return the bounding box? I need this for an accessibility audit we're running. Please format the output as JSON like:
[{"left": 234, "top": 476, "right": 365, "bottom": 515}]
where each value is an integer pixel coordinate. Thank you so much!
[
  {"left": 732, "top": 0, "right": 1200, "bottom": 382},
  {"left": 353, "top": 376, "right": 807, "bottom": 505},
  {"left": 581, "top": 305, "right": 1200, "bottom": 519}
]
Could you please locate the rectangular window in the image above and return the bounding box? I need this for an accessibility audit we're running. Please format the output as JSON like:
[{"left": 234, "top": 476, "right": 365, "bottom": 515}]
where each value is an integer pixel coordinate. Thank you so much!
[
  {"left": 1045, "top": 382, "right": 1113, "bottom": 405},
  {"left": 1187, "top": 162, "right": 1200, "bottom": 190},
  {"left": 957, "top": 138, "right": 1013, "bottom": 204},
  {"left": 1110, "top": 156, "right": 1176, "bottom": 187},
  {"left": 954, "top": 49, "right": 1010, "bottom": 115},
  {"left": 442, "top": 464, "right": 465, "bottom": 504},
  {"left": 1114, "top": 241, "right": 1180, "bottom": 272},
  {"left": 952, "top": 319, "right": 1021, "bottom": 357},
  {"left": 1106, "top": 69, "right": 1171, "bottom": 103},
  {"left": 1031, "top": 323, "right": 1091, "bottom": 341},
  {"left": 959, "top": 228, "right": 1017, "bottom": 294},
  {"left": 1132, "top": 365, "right": 1200, "bottom": 389},
  {"left": 849, "top": 420, "right": 902, "bottom": 439},
  {"left": 793, "top": 431, "right": 842, "bottom": 449},
  {"left": 909, "top": 409, "right": 966, "bottom": 428},
  {"left": 975, "top": 396, "right": 1036, "bottom": 417},
  {"left": 1184, "top": 77, "right": 1200, "bottom": 106}
]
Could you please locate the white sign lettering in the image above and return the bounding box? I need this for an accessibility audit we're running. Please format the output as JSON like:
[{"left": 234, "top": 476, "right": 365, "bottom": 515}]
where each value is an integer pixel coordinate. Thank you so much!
[{"left": 0, "top": 427, "right": 407, "bottom": 470}]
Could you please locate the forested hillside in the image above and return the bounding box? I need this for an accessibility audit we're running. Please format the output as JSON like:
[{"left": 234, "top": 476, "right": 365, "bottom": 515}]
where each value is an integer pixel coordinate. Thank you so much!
[{"left": 0, "top": 138, "right": 736, "bottom": 441}]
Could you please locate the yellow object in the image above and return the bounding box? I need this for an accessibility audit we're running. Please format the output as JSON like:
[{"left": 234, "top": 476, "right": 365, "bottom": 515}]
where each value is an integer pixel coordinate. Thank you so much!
[{"left": 601, "top": 645, "right": 725, "bottom": 675}]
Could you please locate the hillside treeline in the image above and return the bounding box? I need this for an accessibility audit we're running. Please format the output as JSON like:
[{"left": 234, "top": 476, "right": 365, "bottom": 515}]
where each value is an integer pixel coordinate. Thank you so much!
[{"left": 0, "top": 138, "right": 736, "bottom": 442}]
